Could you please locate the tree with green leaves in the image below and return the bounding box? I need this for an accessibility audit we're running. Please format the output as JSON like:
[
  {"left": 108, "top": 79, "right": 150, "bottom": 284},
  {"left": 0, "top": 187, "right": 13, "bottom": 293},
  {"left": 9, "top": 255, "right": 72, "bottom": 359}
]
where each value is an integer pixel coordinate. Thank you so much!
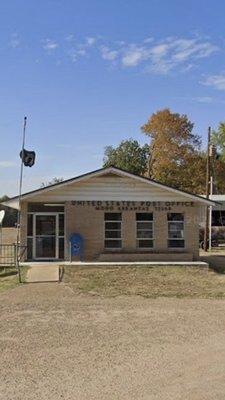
[
  {"left": 103, "top": 139, "right": 149, "bottom": 175},
  {"left": 40, "top": 177, "right": 64, "bottom": 188},
  {"left": 212, "top": 122, "right": 225, "bottom": 161},
  {"left": 213, "top": 159, "right": 225, "bottom": 193}
]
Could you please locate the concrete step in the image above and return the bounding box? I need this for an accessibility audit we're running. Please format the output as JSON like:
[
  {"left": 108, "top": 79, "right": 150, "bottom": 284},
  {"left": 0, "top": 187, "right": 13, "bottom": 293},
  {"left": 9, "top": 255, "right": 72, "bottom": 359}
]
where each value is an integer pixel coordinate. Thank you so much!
[{"left": 27, "top": 265, "right": 59, "bottom": 283}]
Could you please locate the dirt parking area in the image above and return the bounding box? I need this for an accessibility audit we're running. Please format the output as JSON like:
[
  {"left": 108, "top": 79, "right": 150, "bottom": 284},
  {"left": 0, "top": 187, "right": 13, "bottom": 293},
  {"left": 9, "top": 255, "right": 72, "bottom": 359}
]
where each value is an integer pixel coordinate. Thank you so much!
[{"left": 1, "top": 282, "right": 225, "bottom": 400}]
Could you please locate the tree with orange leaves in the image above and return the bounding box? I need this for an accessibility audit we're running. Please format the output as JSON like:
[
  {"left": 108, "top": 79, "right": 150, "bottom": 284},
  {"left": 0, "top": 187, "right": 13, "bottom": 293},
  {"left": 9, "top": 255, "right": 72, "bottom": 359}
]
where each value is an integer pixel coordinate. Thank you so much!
[{"left": 141, "top": 109, "right": 205, "bottom": 193}]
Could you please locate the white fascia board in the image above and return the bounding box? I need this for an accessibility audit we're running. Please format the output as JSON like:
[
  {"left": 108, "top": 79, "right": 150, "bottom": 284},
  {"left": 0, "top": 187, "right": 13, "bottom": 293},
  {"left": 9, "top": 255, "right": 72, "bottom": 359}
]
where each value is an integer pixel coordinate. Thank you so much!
[
  {"left": 1, "top": 199, "right": 20, "bottom": 210},
  {"left": 108, "top": 168, "right": 215, "bottom": 206}
]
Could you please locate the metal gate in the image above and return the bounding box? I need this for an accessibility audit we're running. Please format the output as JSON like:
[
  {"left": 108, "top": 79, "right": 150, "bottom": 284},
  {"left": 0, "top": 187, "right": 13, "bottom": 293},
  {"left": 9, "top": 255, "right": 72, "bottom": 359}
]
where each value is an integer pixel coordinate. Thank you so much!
[{"left": 0, "top": 244, "right": 27, "bottom": 267}]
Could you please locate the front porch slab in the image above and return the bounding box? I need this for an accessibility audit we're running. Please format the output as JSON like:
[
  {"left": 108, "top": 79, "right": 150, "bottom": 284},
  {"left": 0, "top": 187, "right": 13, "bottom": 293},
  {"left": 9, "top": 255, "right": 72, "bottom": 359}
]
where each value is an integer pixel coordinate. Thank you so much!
[{"left": 27, "top": 265, "right": 59, "bottom": 283}]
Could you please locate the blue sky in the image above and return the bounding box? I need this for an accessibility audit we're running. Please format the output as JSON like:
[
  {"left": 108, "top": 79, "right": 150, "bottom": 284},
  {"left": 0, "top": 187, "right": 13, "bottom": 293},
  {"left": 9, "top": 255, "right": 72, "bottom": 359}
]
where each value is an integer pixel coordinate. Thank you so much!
[{"left": 1, "top": 0, "right": 225, "bottom": 196}]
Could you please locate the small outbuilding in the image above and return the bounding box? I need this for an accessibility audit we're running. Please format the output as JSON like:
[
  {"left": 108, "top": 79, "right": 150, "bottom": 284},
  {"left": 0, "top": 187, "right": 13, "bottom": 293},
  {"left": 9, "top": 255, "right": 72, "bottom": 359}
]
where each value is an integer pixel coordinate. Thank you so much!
[{"left": 3, "top": 166, "right": 214, "bottom": 262}]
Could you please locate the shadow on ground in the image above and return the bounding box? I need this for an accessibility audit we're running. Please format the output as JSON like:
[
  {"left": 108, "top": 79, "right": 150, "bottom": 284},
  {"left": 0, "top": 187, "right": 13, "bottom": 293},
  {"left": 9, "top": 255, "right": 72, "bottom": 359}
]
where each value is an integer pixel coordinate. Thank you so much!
[
  {"left": 200, "top": 251, "right": 225, "bottom": 274},
  {"left": 0, "top": 267, "right": 18, "bottom": 278}
]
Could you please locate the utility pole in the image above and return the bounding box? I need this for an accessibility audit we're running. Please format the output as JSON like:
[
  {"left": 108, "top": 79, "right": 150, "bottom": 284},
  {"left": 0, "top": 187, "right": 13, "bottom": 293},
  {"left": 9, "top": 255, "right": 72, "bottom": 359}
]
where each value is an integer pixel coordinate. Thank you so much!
[
  {"left": 209, "top": 176, "right": 213, "bottom": 251},
  {"left": 203, "top": 127, "right": 211, "bottom": 252},
  {"left": 148, "top": 143, "right": 155, "bottom": 178}
]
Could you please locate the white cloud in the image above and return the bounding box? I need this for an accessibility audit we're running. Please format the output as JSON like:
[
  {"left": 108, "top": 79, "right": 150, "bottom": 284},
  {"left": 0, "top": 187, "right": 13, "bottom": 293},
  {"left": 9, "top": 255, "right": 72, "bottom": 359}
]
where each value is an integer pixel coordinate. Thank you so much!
[
  {"left": 68, "top": 50, "right": 78, "bottom": 63},
  {"left": 67, "top": 38, "right": 98, "bottom": 62},
  {"left": 0, "top": 161, "right": 17, "bottom": 168},
  {"left": 68, "top": 46, "right": 87, "bottom": 62},
  {"left": 150, "top": 43, "right": 169, "bottom": 57},
  {"left": 181, "top": 63, "right": 195, "bottom": 72},
  {"left": 195, "top": 96, "right": 213, "bottom": 103},
  {"left": 100, "top": 36, "right": 219, "bottom": 74},
  {"left": 77, "top": 48, "right": 86, "bottom": 56},
  {"left": 86, "top": 37, "right": 96, "bottom": 46},
  {"left": 147, "top": 37, "right": 219, "bottom": 74},
  {"left": 122, "top": 45, "right": 149, "bottom": 67},
  {"left": 43, "top": 39, "right": 58, "bottom": 51},
  {"left": 65, "top": 34, "right": 75, "bottom": 42},
  {"left": 100, "top": 46, "right": 118, "bottom": 61},
  {"left": 143, "top": 37, "right": 154, "bottom": 44},
  {"left": 201, "top": 73, "right": 225, "bottom": 90},
  {"left": 9, "top": 33, "right": 20, "bottom": 48},
  {"left": 174, "top": 95, "right": 225, "bottom": 105},
  {"left": 38, "top": 34, "right": 218, "bottom": 75},
  {"left": 171, "top": 39, "right": 218, "bottom": 62}
]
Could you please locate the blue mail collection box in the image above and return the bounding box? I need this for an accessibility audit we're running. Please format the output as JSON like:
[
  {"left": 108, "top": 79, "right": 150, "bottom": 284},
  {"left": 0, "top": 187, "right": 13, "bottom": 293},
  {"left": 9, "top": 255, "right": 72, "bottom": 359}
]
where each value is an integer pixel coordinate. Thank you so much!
[{"left": 69, "top": 233, "right": 84, "bottom": 261}]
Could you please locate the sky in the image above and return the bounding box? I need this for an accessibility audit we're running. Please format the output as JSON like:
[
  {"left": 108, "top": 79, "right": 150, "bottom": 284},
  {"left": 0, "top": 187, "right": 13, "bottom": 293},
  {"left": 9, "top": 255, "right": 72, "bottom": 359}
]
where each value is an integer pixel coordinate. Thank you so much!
[{"left": 0, "top": 0, "right": 225, "bottom": 196}]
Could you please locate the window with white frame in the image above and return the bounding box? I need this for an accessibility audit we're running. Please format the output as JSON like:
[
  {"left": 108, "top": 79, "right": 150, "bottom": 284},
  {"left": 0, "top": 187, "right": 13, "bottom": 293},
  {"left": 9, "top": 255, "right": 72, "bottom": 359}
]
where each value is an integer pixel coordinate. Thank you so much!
[
  {"left": 136, "top": 213, "right": 154, "bottom": 249},
  {"left": 104, "top": 213, "right": 122, "bottom": 249},
  {"left": 167, "top": 213, "right": 185, "bottom": 248}
]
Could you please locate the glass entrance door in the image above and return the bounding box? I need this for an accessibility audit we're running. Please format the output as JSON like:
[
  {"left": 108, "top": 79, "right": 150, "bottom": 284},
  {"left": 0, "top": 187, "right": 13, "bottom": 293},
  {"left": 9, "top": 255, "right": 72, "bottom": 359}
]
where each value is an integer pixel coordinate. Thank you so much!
[{"left": 35, "top": 214, "right": 57, "bottom": 259}]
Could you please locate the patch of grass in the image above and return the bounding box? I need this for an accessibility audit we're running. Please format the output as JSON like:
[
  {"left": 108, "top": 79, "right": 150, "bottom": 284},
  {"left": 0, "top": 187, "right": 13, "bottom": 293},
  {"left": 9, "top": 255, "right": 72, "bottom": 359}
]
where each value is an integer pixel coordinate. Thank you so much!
[
  {"left": 0, "top": 265, "right": 28, "bottom": 293},
  {"left": 0, "top": 267, "right": 18, "bottom": 278},
  {"left": 200, "top": 251, "right": 225, "bottom": 274},
  {"left": 63, "top": 265, "right": 225, "bottom": 299}
]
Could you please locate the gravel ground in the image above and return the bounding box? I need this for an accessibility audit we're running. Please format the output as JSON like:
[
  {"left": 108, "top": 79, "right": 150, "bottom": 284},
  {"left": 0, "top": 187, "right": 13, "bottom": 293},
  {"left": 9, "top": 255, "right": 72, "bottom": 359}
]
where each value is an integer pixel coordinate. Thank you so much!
[{"left": 1, "top": 283, "right": 225, "bottom": 400}]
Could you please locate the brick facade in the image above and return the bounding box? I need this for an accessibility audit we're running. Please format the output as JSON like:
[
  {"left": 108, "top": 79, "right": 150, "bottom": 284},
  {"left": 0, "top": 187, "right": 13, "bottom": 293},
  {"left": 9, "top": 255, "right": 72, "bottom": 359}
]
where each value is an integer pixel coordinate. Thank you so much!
[
  {"left": 64, "top": 201, "right": 201, "bottom": 261},
  {"left": 19, "top": 200, "right": 202, "bottom": 262}
]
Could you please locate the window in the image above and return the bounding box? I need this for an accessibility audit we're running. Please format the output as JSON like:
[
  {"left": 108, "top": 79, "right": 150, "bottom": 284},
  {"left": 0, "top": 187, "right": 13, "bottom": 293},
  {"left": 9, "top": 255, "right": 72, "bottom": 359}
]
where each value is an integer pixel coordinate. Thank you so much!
[
  {"left": 168, "top": 213, "right": 185, "bottom": 248},
  {"left": 136, "top": 213, "right": 154, "bottom": 249},
  {"left": 104, "top": 213, "right": 122, "bottom": 249},
  {"left": 212, "top": 210, "right": 225, "bottom": 227}
]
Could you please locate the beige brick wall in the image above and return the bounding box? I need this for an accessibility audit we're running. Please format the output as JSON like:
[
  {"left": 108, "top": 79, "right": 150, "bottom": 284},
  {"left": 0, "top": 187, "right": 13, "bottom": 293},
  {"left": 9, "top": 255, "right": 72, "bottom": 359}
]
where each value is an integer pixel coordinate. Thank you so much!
[
  {"left": 1, "top": 227, "right": 17, "bottom": 245},
  {"left": 20, "top": 202, "right": 28, "bottom": 247},
  {"left": 20, "top": 202, "right": 28, "bottom": 260},
  {"left": 65, "top": 202, "right": 105, "bottom": 261},
  {"left": 65, "top": 202, "right": 201, "bottom": 261},
  {"left": 19, "top": 201, "right": 202, "bottom": 261}
]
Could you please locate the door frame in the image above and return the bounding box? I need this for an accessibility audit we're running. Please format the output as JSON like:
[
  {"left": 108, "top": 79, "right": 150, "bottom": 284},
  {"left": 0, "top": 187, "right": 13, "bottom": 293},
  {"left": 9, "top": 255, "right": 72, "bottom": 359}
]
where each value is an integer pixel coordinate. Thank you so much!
[{"left": 33, "top": 212, "right": 59, "bottom": 260}]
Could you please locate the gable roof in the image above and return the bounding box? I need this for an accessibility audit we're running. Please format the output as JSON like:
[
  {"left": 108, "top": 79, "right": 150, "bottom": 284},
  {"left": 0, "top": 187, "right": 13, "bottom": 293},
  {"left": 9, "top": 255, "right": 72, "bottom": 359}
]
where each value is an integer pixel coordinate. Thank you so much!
[{"left": 1, "top": 166, "right": 215, "bottom": 209}]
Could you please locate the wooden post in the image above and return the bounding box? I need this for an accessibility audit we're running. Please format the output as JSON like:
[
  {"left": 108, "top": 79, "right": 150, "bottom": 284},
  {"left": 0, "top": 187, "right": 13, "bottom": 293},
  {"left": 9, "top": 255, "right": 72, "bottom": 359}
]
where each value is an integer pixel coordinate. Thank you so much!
[
  {"left": 69, "top": 241, "right": 72, "bottom": 263},
  {"left": 15, "top": 243, "right": 22, "bottom": 283},
  {"left": 209, "top": 176, "right": 213, "bottom": 251},
  {"left": 203, "top": 127, "right": 211, "bottom": 252}
]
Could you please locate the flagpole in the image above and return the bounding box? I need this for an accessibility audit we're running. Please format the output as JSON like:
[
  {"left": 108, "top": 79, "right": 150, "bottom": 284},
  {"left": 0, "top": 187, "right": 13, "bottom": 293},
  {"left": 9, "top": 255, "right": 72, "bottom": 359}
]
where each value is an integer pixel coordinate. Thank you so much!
[{"left": 16, "top": 116, "right": 27, "bottom": 283}]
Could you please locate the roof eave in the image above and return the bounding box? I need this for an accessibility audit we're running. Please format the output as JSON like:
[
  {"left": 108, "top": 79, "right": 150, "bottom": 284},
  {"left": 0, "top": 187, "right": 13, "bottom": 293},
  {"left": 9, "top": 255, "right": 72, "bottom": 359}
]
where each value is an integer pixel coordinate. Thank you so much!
[{"left": 1, "top": 166, "right": 216, "bottom": 207}]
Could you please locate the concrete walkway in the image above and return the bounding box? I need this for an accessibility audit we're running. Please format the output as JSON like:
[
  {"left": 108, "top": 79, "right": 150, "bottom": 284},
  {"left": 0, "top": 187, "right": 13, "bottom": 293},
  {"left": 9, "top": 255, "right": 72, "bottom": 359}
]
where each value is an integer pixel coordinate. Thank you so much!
[{"left": 27, "top": 265, "right": 59, "bottom": 283}]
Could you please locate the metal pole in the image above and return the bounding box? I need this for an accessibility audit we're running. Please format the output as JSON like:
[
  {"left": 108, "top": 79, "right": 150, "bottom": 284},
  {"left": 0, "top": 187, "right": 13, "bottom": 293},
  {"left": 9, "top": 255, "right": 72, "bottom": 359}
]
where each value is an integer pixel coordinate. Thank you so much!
[
  {"left": 16, "top": 116, "right": 27, "bottom": 283},
  {"left": 0, "top": 224, "right": 2, "bottom": 251},
  {"left": 209, "top": 176, "right": 213, "bottom": 251},
  {"left": 204, "top": 127, "right": 211, "bottom": 252}
]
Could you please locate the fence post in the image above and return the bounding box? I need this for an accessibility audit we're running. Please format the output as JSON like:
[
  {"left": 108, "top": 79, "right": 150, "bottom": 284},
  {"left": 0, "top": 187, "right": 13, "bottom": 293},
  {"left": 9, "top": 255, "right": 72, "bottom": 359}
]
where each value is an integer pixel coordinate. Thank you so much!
[
  {"left": 15, "top": 243, "right": 22, "bottom": 283},
  {"left": 69, "top": 241, "right": 72, "bottom": 263},
  {"left": 13, "top": 243, "right": 16, "bottom": 267}
]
